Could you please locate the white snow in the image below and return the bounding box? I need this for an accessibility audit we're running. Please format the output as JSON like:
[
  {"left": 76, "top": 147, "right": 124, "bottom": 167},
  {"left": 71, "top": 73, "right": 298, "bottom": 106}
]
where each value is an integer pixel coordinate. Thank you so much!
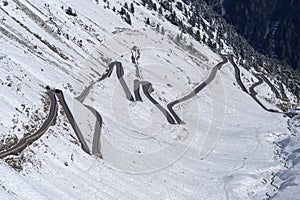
[{"left": 0, "top": 0, "right": 298, "bottom": 199}]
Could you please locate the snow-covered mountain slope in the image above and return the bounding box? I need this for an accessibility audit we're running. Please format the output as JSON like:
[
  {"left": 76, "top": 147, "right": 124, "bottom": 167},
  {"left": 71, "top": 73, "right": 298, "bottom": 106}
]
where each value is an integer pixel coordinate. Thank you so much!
[
  {"left": 270, "top": 115, "right": 300, "bottom": 199},
  {"left": 0, "top": 0, "right": 299, "bottom": 199}
]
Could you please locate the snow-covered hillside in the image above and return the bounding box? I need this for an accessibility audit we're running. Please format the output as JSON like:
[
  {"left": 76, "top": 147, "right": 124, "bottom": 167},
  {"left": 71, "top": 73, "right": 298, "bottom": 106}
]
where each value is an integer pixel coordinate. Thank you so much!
[{"left": 0, "top": 0, "right": 299, "bottom": 199}]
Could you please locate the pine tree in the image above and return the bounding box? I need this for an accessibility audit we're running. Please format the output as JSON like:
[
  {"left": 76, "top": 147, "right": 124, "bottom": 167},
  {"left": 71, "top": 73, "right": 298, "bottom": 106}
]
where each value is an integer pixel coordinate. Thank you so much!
[
  {"left": 183, "top": 7, "right": 188, "bottom": 17},
  {"left": 158, "top": 7, "right": 163, "bottom": 15},
  {"left": 120, "top": 7, "right": 125, "bottom": 15},
  {"left": 202, "top": 34, "right": 206, "bottom": 43},
  {"left": 146, "top": 17, "right": 150, "bottom": 25},
  {"left": 124, "top": 3, "right": 128, "bottom": 10},
  {"left": 196, "top": 30, "right": 201, "bottom": 41},
  {"left": 156, "top": 24, "right": 160, "bottom": 33},
  {"left": 175, "top": 34, "right": 181, "bottom": 43},
  {"left": 153, "top": 3, "right": 157, "bottom": 11},
  {"left": 130, "top": 3, "right": 135, "bottom": 14},
  {"left": 176, "top": 2, "right": 183, "bottom": 11},
  {"left": 126, "top": 13, "right": 132, "bottom": 25},
  {"left": 141, "top": 0, "right": 146, "bottom": 6},
  {"left": 187, "top": 26, "right": 193, "bottom": 35},
  {"left": 161, "top": 27, "right": 165, "bottom": 35}
]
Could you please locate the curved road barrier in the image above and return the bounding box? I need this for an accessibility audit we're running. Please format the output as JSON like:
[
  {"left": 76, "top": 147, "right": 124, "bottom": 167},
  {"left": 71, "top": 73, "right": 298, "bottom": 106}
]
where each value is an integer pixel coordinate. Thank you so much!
[{"left": 0, "top": 90, "right": 58, "bottom": 159}]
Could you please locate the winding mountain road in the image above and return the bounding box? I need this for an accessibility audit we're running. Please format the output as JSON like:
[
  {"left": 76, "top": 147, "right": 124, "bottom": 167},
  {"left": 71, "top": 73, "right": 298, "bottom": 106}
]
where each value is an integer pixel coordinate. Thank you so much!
[
  {"left": 278, "top": 82, "right": 288, "bottom": 100},
  {"left": 167, "top": 55, "right": 228, "bottom": 124},
  {"left": 0, "top": 90, "right": 58, "bottom": 159},
  {"left": 256, "top": 74, "right": 281, "bottom": 99},
  {"left": 0, "top": 52, "right": 295, "bottom": 160},
  {"left": 249, "top": 75, "right": 288, "bottom": 114},
  {"left": 0, "top": 89, "right": 93, "bottom": 158},
  {"left": 55, "top": 89, "right": 90, "bottom": 154},
  {"left": 140, "top": 81, "right": 177, "bottom": 124},
  {"left": 73, "top": 53, "right": 294, "bottom": 161},
  {"left": 108, "top": 62, "right": 135, "bottom": 102},
  {"left": 227, "top": 55, "right": 248, "bottom": 93},
  {"left": 227, "top": 55, "right": 292, "bottom": 115},
  {"left": 76, "top": 61, "right": 135, "bottom": 103}
]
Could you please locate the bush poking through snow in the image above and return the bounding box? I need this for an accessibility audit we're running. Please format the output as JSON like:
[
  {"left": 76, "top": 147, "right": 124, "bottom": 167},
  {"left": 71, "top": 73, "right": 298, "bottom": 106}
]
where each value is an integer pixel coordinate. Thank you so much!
[
  {"left": 65, "top": 7, "right": 77, "bottom": 17},
  {"left": 3, "top": 1, "right": 8, "bottom": 6},
  {"left": 0, "top": 134, "right": 18, "bottom": 152}
]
